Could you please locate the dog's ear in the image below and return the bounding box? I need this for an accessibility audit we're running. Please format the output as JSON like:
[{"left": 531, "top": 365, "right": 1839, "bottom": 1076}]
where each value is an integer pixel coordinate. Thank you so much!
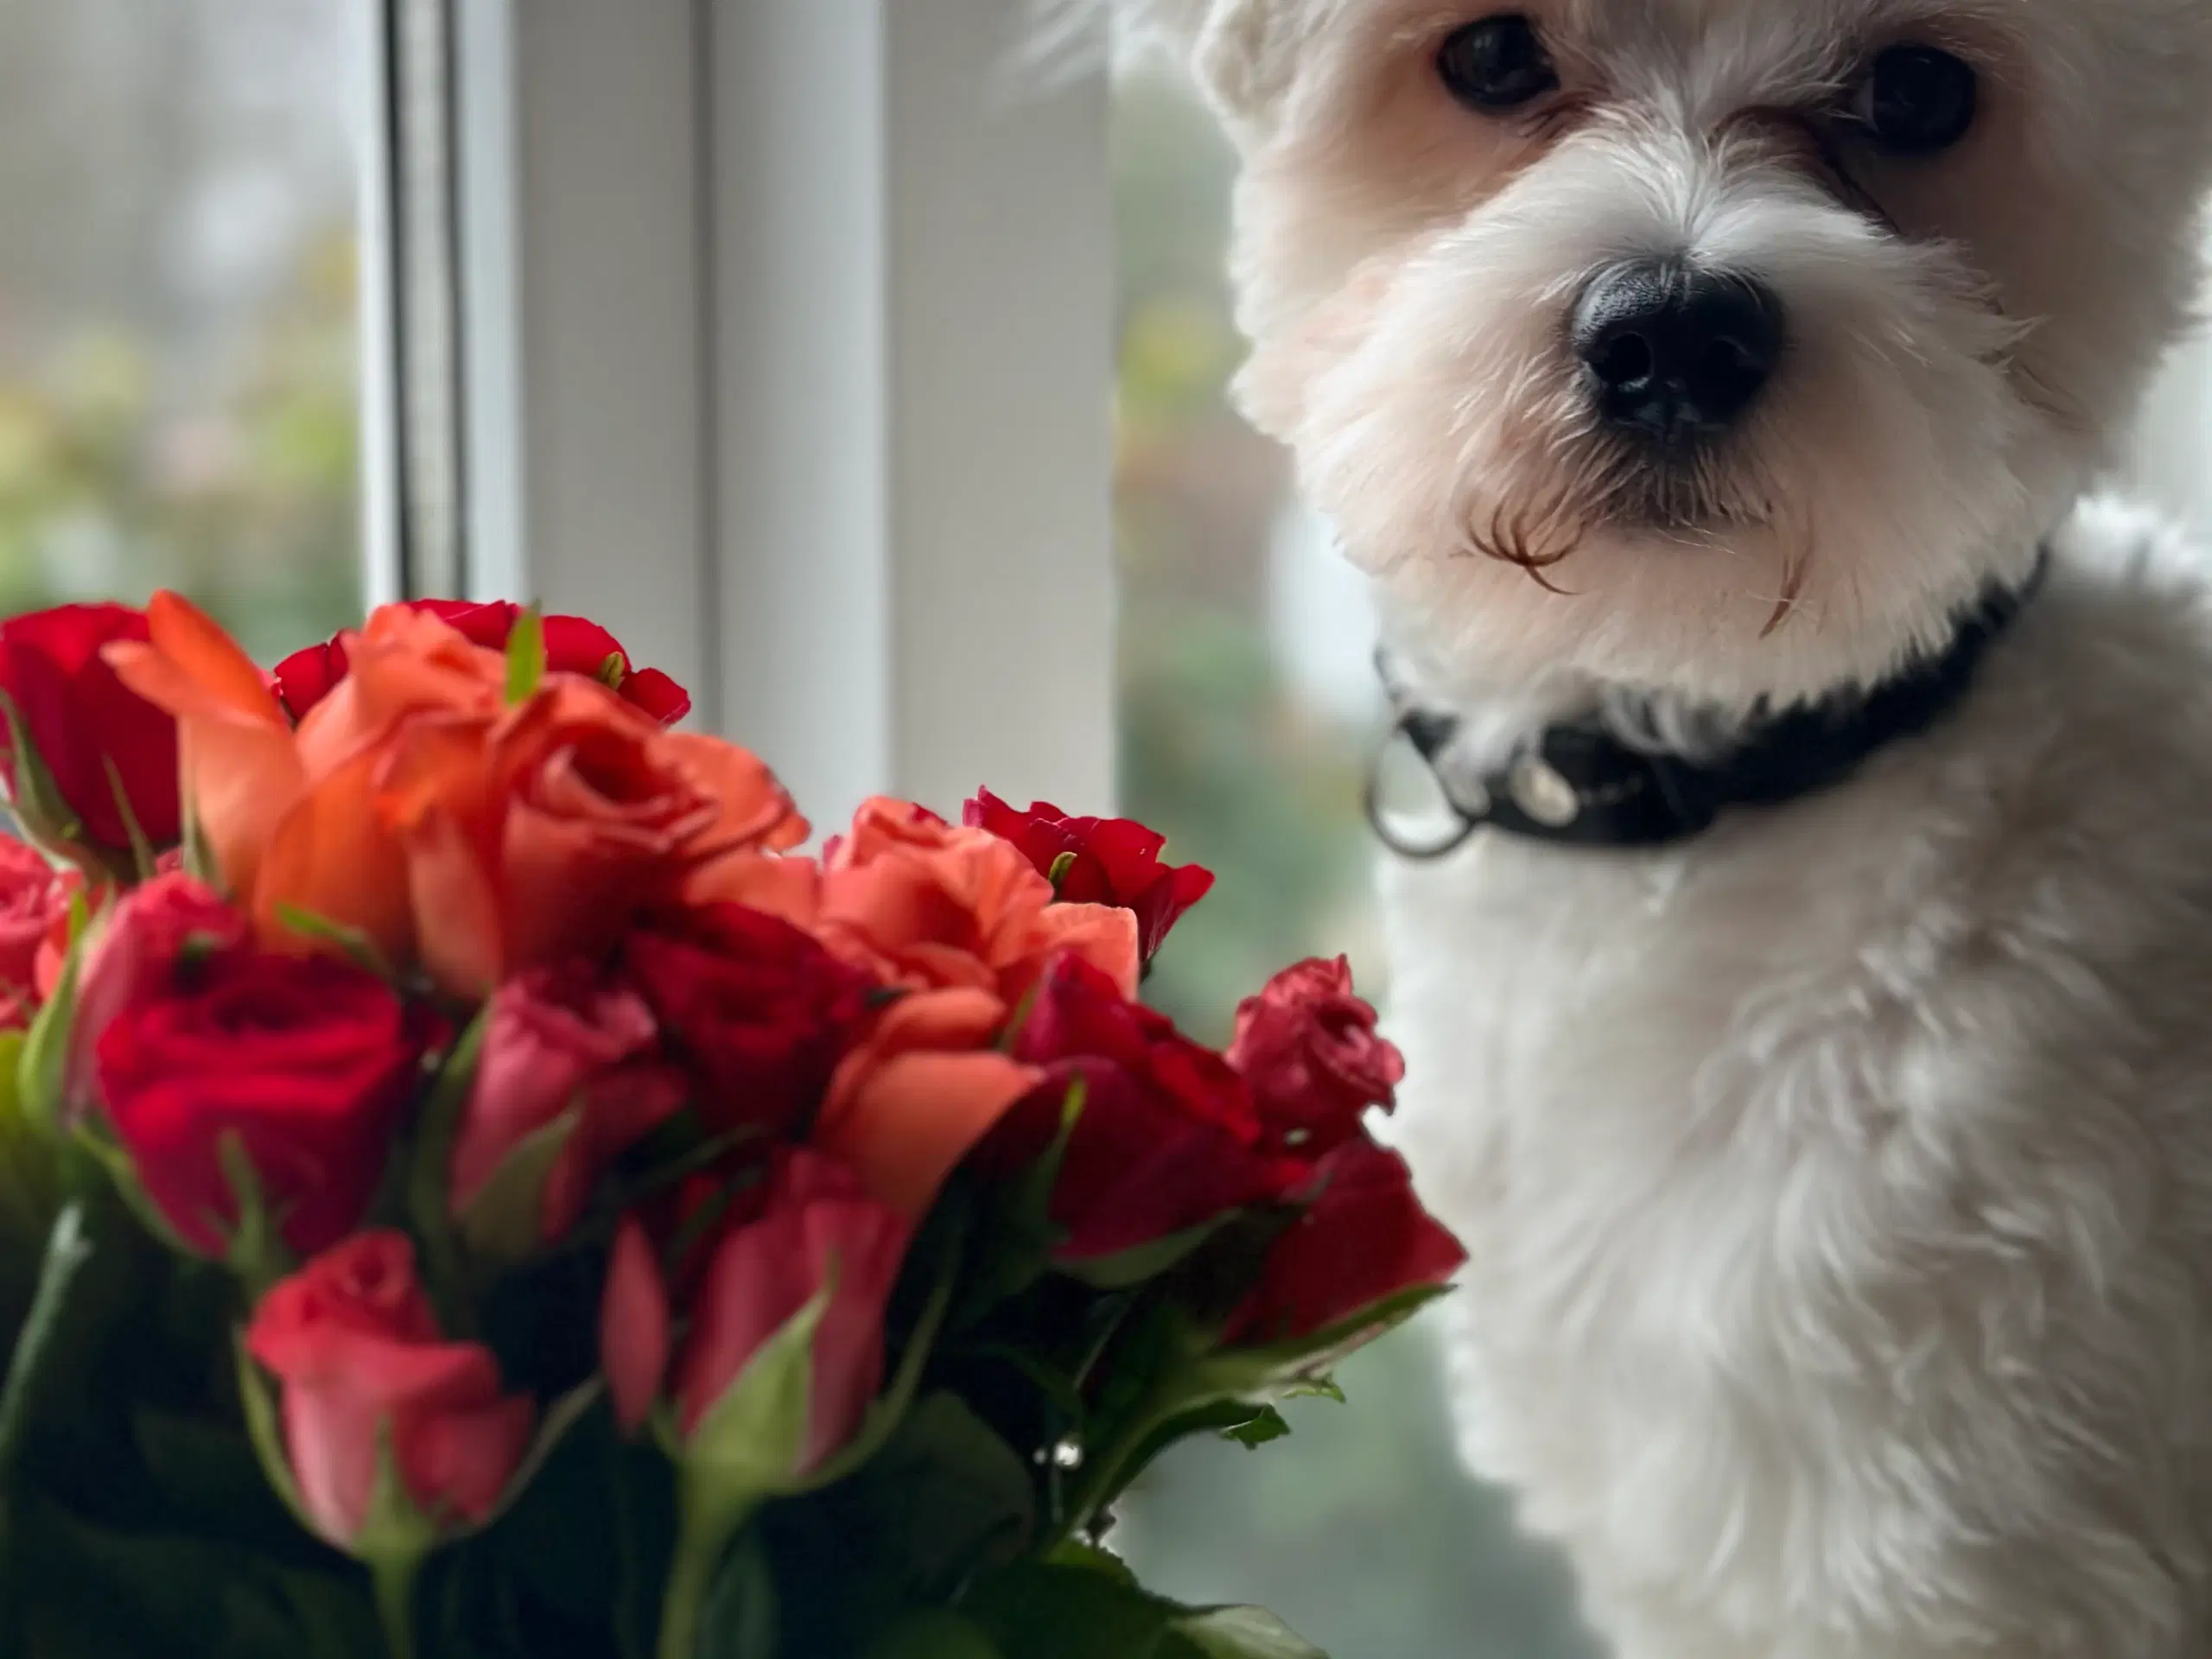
[{"left": 1106, "top": 0, "right": 1300, "bottom": 140}]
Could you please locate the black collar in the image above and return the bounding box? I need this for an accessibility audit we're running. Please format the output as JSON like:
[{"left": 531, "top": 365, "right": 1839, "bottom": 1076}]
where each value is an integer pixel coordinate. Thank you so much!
[{"left": 1369, "top": 556, "right": 2048, "bottom": 859}]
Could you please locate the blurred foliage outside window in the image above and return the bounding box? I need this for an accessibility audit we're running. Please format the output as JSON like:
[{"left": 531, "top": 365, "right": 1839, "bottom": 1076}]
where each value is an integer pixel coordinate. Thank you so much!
[
  {"left": 1109, "top": 69, "right": 1599, "bottom": 1659},
  {"left": 0, "top": 0, "right": 363, "bottom": 664}
]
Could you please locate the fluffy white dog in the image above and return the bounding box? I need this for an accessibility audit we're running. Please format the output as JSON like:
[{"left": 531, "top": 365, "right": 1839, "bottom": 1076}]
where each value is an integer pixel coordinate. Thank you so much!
[{"left": 1093, "top": 2, "right": 2212, "bottom": 1654}]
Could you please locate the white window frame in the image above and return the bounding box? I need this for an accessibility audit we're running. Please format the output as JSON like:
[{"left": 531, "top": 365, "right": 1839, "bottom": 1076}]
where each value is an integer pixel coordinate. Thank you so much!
[{"left": 369, "top": 0, "right": 1116, "bottom": 832}]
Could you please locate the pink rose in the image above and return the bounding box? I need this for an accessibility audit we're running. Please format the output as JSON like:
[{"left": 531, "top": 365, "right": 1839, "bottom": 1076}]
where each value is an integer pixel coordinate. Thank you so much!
[
  {"left": 0, "top": 840, "right": 70, "bottom": 1017},
  {"left": 245, "top": 1231, "right": 536, "bottom": 1548},
  {"left": 448, "top": 963, "right": 688, "bottom": 1243}
]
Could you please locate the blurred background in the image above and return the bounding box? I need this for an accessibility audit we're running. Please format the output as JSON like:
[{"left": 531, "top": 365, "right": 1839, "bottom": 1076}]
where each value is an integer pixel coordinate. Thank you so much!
[
  {"left": 0, "top": 0, "right": 364, "bottom": 664},
  {"left": 13, "top": 3, "right": 2212, "bottom": 1654}
]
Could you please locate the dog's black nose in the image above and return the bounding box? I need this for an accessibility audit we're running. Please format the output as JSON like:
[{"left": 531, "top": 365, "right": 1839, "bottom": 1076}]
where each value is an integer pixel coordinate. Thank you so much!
[{"left": 1573, "top": 262, "right": 1784, "bottom": 446}]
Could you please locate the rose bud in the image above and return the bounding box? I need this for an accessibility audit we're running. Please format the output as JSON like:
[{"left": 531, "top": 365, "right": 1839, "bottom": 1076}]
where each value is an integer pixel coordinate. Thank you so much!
[
  {"left": 599, "top": 1150, "right": 909, "bottom": 1473},
  {"left": 963, "top": 790, "right": 1214, "bottom": 962},
  {"left": 93, "top": 946, "right": 429, "bottom": 1260},
  {"left": 0, "top": 602, "right": 181, "bottom": 865},
  {"left": 1228, "top": 957, "right": 1406, "bottom": 1156},
  {"left": 245, "top": 1231, "right": 536, "bottom": 1551},
  {"left": 448, "top": 963, "right": 688, "bottom": 1250}
]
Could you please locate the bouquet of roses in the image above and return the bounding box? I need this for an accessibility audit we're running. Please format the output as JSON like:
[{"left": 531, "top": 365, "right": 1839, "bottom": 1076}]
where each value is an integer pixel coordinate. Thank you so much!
[{"left": 0, "top": 594, "right": 1464, "bottom": 1659}]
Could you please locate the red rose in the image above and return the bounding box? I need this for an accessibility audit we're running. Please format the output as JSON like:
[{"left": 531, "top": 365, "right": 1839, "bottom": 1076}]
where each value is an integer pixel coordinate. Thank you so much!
[
  {"left": 964, "top": 791, "right": 1213, "bottom": 961},
  {"left": 1228, "top": 957, "right": 1405, "bottom": 1156},
  {"left": 1224, "top": 1138, "right": 1465, "bottom": 1345},
  {"left": 93, "top": 947, "right": 429, "bottom": 1257},
  {"left": 0, "top": 841, "right": 71, "bottom": 1011},
  {"left": 67, "top": 874, "right": 249, "bottom": 1108},
  {"left": 448, "top": 963, "right": 688, "bottom": 1243},
  {"left": 992, "top": 955, "right": 1295, "bottom": 1261},
  {"left": 0, "top": 603, "right": 181, "bottom": 857},
  {"left": 677, "top": 1152, "right": 908, "bottom": 1466},
  {"left": 625, "top": 905, "right": 877, "bottom": 1137},
  {"left": 271, "top": 600, "right": 692, "bottom": 726},
  {"left": 245, "top": 1231, "right": 536, "bottom": 1548}
]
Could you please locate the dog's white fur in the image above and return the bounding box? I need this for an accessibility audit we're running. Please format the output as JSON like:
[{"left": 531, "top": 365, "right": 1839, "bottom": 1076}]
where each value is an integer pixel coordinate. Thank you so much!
[{"left": 1096, "top": 1, "right": 2212, "bottom": 1653}]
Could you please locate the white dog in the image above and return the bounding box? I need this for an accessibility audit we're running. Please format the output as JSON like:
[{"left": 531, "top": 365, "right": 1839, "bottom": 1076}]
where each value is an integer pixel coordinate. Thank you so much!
[{"left": 1096, "top": 2, "right": 2212, "bottom": 1654}]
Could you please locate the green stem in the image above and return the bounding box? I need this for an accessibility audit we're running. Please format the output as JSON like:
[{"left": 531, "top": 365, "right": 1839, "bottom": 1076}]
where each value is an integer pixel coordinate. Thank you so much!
[
  {"left": 372, "top": 1549, "right": 423, "bottom": 1659},
  {"left": 657, "top": 1473, "right": 752, "bottom": 1659}
]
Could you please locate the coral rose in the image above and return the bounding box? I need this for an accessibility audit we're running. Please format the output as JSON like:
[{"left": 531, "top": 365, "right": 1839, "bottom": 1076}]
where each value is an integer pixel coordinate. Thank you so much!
[
  {"left": 816, "top": 986, "right": 1041, "bottom": 1219},
  {"left": 816, "top": 798, "right": 1138, "bottom": 1003},
  {"left": 378, "top": 678, "right": 804, "bottom": 995}
]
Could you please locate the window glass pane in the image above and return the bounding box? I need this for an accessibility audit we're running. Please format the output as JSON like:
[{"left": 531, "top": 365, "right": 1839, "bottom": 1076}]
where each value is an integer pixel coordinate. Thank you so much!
[
  {"left": 1111, "top": 68, "right": 1599, "bottom": 1659},
  {"left": 0, "top": 0, "right": 365, "bottom": 662}
]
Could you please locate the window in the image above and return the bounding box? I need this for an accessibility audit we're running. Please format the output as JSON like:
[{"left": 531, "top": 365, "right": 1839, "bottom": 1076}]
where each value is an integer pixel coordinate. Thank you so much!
[{"left": 0, "top": 0, "right": 367, "bottom": 663}]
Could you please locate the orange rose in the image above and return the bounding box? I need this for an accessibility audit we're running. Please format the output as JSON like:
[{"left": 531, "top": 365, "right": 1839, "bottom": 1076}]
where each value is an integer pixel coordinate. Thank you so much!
[
  {"left": 816, "top": 798, "right": 1138, "bottom": 1001},
  {"left": 814, "top": 987, "right": 1042, "bottom": 1218},
  {"left": 108, "top": 598, "right": 522, "bottom": 966},
  {"left": 380, "top": 678, "right": 806, "bottom": 995},
  {"left": 110, "top": 594, "right": 806, "bottom": 990}
]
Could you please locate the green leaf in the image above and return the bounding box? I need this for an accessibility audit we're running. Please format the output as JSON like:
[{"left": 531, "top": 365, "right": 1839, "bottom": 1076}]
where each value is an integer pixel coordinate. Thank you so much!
[
  {"left": 70, "top": 1117, "right": 195, "bottom": 1255},
  {"left": 0, "top": 1202, "right": 93, "bottom": 1482},
  {"left": 866, "top": 1611, "right": 1001, "bottom": 1659},
  {"left": 845, "top": 1394, "right": 1037, "bottom": 1599},
  {"left": 219, "top": 1131, "right": 293, "bottom": 1296},
  {"left": 505, "top": 607, "right": 547, "bottom": 703},
  {"left": 19, "top": 938, "right": 82, "bottom": 1135},
  {"left": 961, "top": 1564, "right": 1179, "bottom": 1659},
  {"left": 270, "top": 904, "right": 397, "bottom": 980},
  {"left": 1172, "top": 1608, "right": 1328, "bottom": 1659},
  {"left": 7, "top": 1484, "right": 381, "bottom": 1659},
  {"left": 1222, "top": 1406, "right": 1290, "bottom": 1450},
  {"left": 234, "top": 1331, "right": 318, "bottom": 1540},
  {"left": 1043, "top": 1540, "right": 1139, "bottom": 1586},
  {"left": 405, "top": 1007, "right": 490, "bottom": 1332},
  {"left": 454, "top": 1105, "right": 582, "bottom": 1270},
  {"left": 102, "top": 754, "right": 160, "bottom": 881},
  {"left": 1199, "top": 1282, "right": 1455, "bottom": 1397},
  {"left": 0, "top": 688, "right": 87, "bottom": 865},
  {"left": 181, "top": 793, "right": 219, "bottom": 887},
  {"left": 962, "top": 1566, "right": 1329, "bottom": 1659}
]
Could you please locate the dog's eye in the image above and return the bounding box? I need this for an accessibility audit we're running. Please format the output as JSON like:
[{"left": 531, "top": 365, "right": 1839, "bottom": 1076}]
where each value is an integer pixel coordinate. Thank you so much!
[
  {"left": 1438, "top": 16, "right": 1560, "bottom": 112},
  {"left": 1851, "top": 45, "right": 1979, "bottom": 155}
]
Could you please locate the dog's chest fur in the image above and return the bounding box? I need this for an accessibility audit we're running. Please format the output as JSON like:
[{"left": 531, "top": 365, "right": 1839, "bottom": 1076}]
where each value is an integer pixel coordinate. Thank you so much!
[{"left": 1380, "top": 504, "right": 2212, "bottom": 1657}]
